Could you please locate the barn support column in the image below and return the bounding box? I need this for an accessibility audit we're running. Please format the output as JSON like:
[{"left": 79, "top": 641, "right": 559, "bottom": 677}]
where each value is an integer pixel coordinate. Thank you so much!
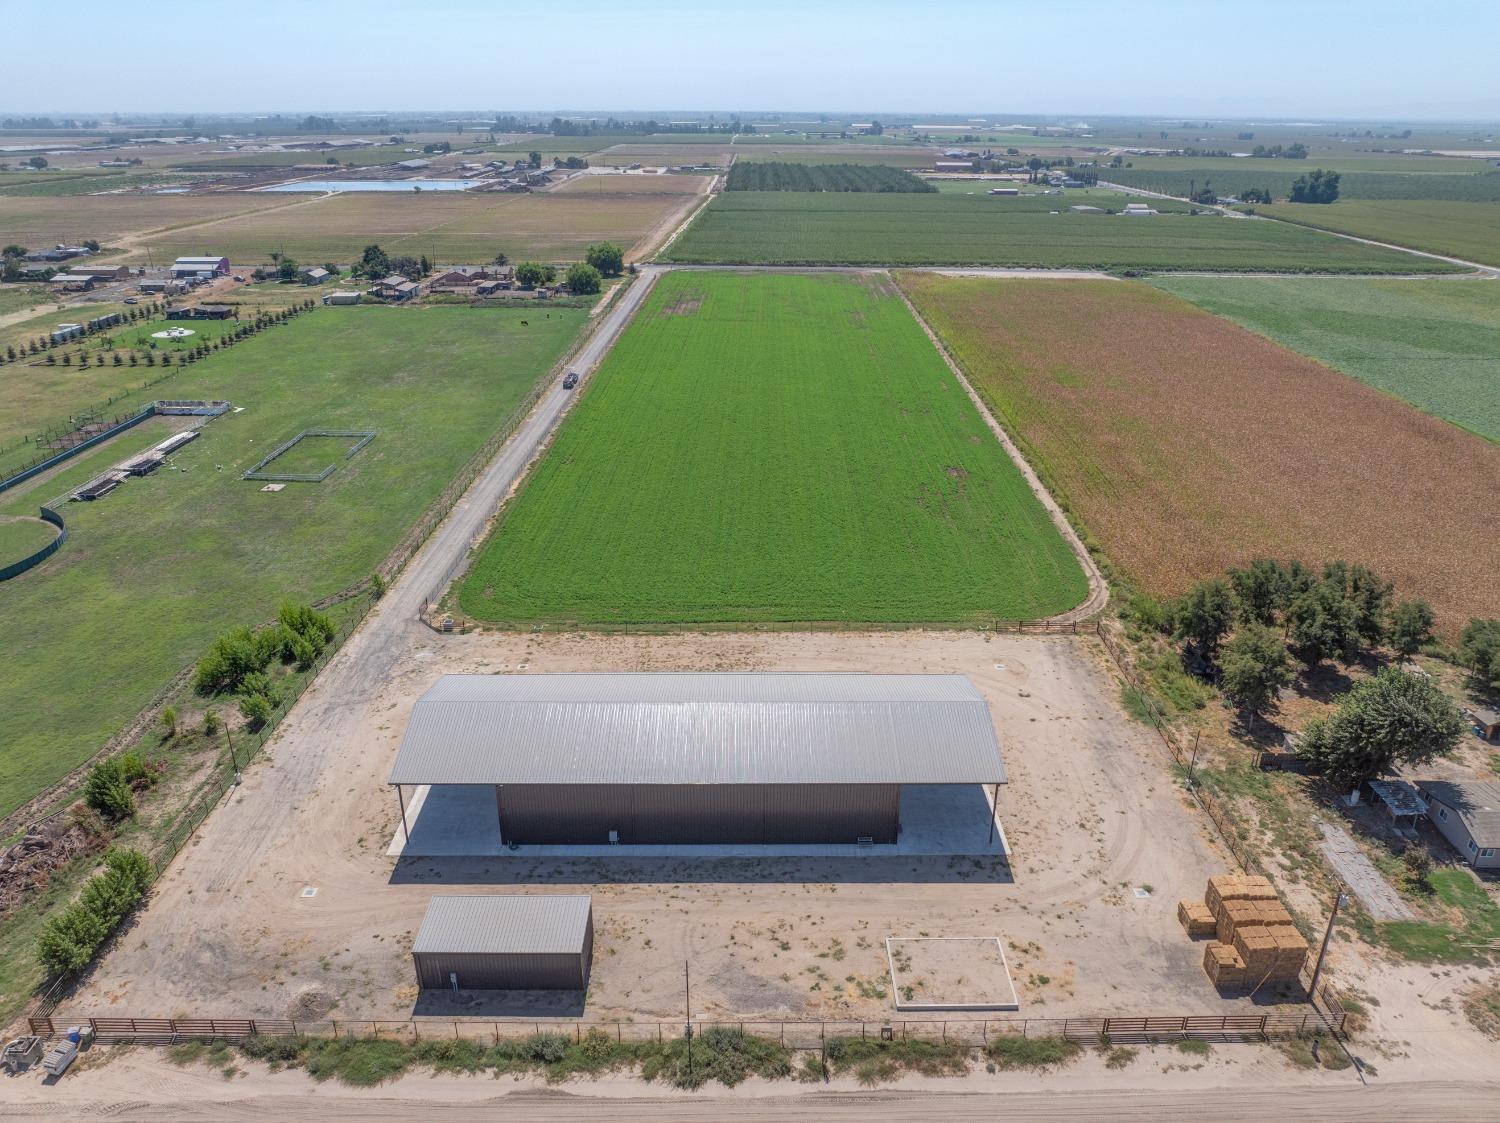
[
  {"left": 396, "top": 784, "right": 410, "bottom": 845},
  {"left": 988, "top": 782, "right": 998, "bottom": 845}
]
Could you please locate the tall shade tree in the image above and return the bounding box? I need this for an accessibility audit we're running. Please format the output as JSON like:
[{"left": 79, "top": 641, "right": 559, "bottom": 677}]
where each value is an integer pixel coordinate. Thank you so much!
[
  {"left": 1289, "top": 579, "right": 1361, "bottom": 669},
  {"left": 585, "top": 242, "right": 625, "bottom": 276},
  {"left": 1297, "top": 668, "right": 1464, "bottom": 792},
  {"left": 1388, "top": 600, "right": 1435, "bottom": 660},
  {"left": 1218, "top": 624, "right": 1292, "bottom": 729},
  {"left": 1228, "top": 558, "right": 1292, "bottom": 627},
  {"left": 1172, "top": 578, "right": 1237, "bottom": 658},
  {"left": 1459, "top": 619, "right": 1500, "bottom": 690}
]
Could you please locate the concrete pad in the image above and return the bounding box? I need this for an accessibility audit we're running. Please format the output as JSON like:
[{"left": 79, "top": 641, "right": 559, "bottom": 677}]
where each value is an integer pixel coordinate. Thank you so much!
[
  {"left": 886, "top": 936, "right": 1020, "bottom": 1011},
  {"left": 387, "top": 783, "right": 1007, "bottom": 859}
]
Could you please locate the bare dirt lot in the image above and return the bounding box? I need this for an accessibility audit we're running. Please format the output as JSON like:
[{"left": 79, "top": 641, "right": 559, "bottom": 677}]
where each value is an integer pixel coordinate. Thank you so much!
[{"left": 60, "top": 628, "right": 1251, "bottom": 1026}]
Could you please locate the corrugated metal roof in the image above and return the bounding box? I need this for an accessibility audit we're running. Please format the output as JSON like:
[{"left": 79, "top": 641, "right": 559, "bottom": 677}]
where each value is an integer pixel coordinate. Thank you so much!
[
  {"left": 389, "top": 673, "right": 1006, "bottom": 786},
  {"left": 413, "top": 895, "right": 591, "bottom": 955}
]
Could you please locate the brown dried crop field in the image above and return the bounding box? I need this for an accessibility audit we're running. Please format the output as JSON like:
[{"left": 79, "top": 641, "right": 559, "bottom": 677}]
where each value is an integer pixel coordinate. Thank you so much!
[
  {"left": 0, "top": 192, "right": 294, "bottom": 249},
  {"left": 6, "top": 188, "right": 703, "bottom": 264},
  {"left": 551, "top": 172, "right": 707, "bottom": 195},
  {"left": 898, "top": 274, "right": 1500, "bottom": 633}
]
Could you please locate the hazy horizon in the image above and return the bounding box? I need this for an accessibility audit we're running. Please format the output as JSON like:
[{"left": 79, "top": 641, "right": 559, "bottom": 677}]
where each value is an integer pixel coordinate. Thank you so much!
[{"left": 6, "top": 0, "right": 1499, "bottom": 121}]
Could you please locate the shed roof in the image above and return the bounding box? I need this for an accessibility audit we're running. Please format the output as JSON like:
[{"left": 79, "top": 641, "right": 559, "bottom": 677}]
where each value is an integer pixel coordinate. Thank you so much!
[
  {"left": 389, "top": 673, "right": 1006, "bottom": 786},
  {"left": 413, "top": 895, "right": 592, "bottom": 956},
  {"left": 1418, "top": 779, "right": 1500, "bottom": 847}
]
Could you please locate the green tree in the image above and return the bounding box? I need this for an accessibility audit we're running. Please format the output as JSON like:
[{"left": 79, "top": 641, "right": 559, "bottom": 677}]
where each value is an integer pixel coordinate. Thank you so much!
[
  {"left": 202, "top": 708, "right": 221, "bottom": 736},
  {"left": 1172, "top": 578, "right": 1237, "bottom": 658},
  {"left": 1289, "top": 579, "right": 1361, "bottom": 668},
  {"left": 515, "top": 261, "right": 550, "bottom": 288},
  {"left": 528, "top": 150, "right": 542, "bottom": 168},
  {"left": 83, "top": 758, "right": 136, "bottom": 820},
  {"left": 1297, "top": 668, "right": 1464, "bottom": 791},
  {"left": 492, "top": 251, "right": 509, "bottom": 266},
  {"left": 1228, "top": 558, "right": 1292, "bottom": 627},
  {"left": 276, "top": 258, "right": 300, "bottom": 282},
  {"left": 360, "top": 243, "right": 391, "bottom": 278},
  {"left": 26, "top": 155, "right": 47, "bottom": 169},
  {"left": 1288, "top": 169, "right": 1340, "bottom": 203},
  {"left": 1, "top": 244, "right": 25, "bottom": 257},
  {"left": 584, "top": 242, "right": 624, "bottom": 276},
  {"left": 1321, "top": 561, "right": 1392, "bottom": 645},
  {"left": 239, "top": 692, "right": 273, "bottom": 729},
  {"left": 160, "top": 706, "right": 178, "bottom": 737},
  {"left": 1458, "top": 619, "right": 1500, "bottom": 690},
  {"left": 1218, "top": 624, "right": 1292, "bottom": 727},
  {"left": 565, "top": 262, "right": 602, "bottom": 295},
  {"left": 1388, "top": 600, "right": 1435, "bottom": 660}
]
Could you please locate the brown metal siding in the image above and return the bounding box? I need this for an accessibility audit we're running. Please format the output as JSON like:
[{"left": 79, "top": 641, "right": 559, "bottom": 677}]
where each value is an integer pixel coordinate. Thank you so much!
[
  {"left": 498, "top": 783, "right": 899, "bottom": 844},
  {"left": 413, "top": 951, "right": 585, "bottom": 990}
]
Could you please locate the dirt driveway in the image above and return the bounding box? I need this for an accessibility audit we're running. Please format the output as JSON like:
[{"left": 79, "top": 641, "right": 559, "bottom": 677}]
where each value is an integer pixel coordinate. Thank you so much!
[{"left": 61, "top": 626, "right": 1249, "bottom": 1026}]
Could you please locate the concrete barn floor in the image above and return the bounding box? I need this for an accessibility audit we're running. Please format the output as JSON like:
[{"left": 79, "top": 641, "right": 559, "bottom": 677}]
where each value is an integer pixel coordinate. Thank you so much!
[{"left": 387, "top": 782, "right": 1010, "bottom": 859}]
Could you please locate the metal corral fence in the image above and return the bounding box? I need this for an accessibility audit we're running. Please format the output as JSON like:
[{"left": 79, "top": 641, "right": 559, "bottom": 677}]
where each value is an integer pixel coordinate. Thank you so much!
[
  {"left": 30, "top": 1008, "right": 1345, "bottom": 1046},
  {"left": 241, "top": 429, "right": 377, "bottom": 482},
  {"left": 0, "top": 505, "right": 65, "bottom": 582},
  {"left": 1092, "top": 621, "right": 1272, "bottom": 882}
]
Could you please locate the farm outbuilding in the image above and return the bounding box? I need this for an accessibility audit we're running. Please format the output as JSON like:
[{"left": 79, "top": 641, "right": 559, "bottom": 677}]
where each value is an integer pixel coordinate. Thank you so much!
[
  {"left": 388, "top": 673, "right": 1007, "bottom": 848},
  {"left": 412, "top": 895, "right": 593, "bottom": 991},
  {"left": 171, "top": 255, "right": 230, "bottom": 277}
]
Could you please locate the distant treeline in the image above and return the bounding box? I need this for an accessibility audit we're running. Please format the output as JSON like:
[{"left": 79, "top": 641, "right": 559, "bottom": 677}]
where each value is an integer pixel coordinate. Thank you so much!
[
  {"left": 727, "top": 162, "right": 935, "bottom": 193},
  {"left": 1104, "top": 168, "right": 1500, "bottom": 203}
]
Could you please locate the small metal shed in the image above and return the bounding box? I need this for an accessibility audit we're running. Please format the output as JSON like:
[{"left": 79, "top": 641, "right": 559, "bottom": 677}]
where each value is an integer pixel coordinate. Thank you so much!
[{"left": 412, "top": 895, "right": 593, "bottom": 992}]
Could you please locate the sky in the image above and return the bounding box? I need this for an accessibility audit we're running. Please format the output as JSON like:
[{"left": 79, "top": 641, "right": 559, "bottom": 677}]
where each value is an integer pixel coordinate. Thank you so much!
[{"left": 5, "top": 0, "right": 1499, "bottom": 121}]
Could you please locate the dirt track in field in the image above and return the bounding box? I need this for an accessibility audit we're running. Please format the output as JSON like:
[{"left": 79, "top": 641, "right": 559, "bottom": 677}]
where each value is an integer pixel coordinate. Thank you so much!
[{"left": 899, "top": 275, "right": 1500, "bottom": 634}]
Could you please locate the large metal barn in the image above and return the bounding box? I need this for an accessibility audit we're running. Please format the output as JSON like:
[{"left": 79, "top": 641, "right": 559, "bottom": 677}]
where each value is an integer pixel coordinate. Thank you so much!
[{"left": 388, "top": 672, "right": 1007, "bottom": 848}]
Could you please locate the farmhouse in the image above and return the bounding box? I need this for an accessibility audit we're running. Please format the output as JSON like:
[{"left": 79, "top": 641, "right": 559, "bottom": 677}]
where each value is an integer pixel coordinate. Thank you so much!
[
  {"left": 429, "top": 265, "right": 495, "bottom": 286},
  {"left": 412, "top": 895, "right": 593, "bottom": 992},
  {"left": 171, "top": 255, "right": 230, "bottom": 278},
  {"left": 372, "top": 274, "right": 419, "bottom": 301},
  {"left": 299, "top": 266, "right": 331, "bottom": 284},
  {"left": 24, "top": 244, "right": 90, "bottom": 262},
  {"left": 1416, "top": 779, "right": 1500, "bottom": 869},
  {"left": 388, "top": 673, "right": 1007, "bottom": 848},
  {"left": 165, "top": 304, "right": 234, "bottom": 320}
]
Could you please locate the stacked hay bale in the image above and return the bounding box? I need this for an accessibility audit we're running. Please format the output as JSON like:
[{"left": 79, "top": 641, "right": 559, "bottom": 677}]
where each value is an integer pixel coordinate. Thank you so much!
[{"left": 1185, "top": 874, "right": 1310, "bottom": 990}]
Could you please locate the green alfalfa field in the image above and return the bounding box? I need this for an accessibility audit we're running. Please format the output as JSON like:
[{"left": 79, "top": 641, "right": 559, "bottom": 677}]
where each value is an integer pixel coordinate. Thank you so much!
[{"left": 459, "top": 270, "right": 1088, "bottom": 626}]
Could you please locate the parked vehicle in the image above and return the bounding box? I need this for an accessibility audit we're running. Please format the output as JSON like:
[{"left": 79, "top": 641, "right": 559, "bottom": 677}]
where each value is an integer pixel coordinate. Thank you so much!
[
  {"left": 563, "top": 371, "right": 580, "bottom": 389},
  {"left": 123, "top": 297, "right": 138, "bottom": 304}
]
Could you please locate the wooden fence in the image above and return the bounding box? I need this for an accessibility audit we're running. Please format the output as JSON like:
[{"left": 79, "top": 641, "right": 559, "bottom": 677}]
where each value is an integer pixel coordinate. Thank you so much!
[{"left": 30, "top": 1008, "right": 1344, "bottom": 1046}]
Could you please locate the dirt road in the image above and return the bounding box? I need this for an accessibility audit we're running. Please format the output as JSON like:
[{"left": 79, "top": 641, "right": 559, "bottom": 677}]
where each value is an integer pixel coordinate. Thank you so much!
[{"left": 8, "top": 1046, "right": 1497, "bottom": 1123}]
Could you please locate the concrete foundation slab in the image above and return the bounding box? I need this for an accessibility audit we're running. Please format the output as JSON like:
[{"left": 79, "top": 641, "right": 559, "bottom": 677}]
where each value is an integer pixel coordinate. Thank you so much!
[{"left": 388, "top": 783, "right": 1007, "bottom": 859}]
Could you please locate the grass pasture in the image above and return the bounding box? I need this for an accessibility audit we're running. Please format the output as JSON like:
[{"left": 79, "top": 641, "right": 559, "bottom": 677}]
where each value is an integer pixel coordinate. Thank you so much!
[
  {"left": 459, "top": 271, "right": 1087, "bottom": 626},
  {"left": 898, "top": 274, "right": 1499, "bottom": 633},
  {"left": 1105, "top": 168, "right": 1500, "bottom": 202},
  {"left": 0, "top": 305, "right": 585, "bottom": 818},
  {"left": 1151, "top": 277, "right": 1500, "bottom": 443},
  {"left": 0, "top": 193, "right": 296, "bottom": 255},
  {"left": 1258, "top": 200, "right": 1500, "bottom": 267},
  {"left": 0, "top": 515, "right": 57, "bottom": 561},
  {"left": 661, "top": 193, "right": 1454, "bottom": 271}
]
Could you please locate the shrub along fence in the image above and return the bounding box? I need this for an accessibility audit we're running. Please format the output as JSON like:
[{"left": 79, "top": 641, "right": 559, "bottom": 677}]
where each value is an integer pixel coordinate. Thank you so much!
[{"left": 30, "top": 1009, "right": 1345, "bottom": 1045}]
